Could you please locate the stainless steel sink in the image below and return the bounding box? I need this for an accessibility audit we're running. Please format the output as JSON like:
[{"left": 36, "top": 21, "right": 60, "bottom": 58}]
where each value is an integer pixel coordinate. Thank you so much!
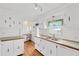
[{"left": 40, "top": 34, "right": 58, "bottom": 41}]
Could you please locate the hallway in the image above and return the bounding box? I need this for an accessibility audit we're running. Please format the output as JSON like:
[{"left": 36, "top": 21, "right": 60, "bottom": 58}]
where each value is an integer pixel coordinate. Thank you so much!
[{"left": 23, "top": 40, "right": 43, "bottom": 56}]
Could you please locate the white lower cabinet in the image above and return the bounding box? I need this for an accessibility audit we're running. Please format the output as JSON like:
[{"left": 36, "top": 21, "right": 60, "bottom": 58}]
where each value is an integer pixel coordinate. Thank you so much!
[
  {"left": 42, "top": 43, "right": 49, "bottom": 56},
  {"left": 1, "top": 41, "right": 14, "bottom": 56},
  {"left": 48, "top": 42, "right": 57, "bottom": 56},
  {"left": 14, "top": 39, "right": 24, "bottom": 55},
  {"left": 35, "top": 37, "right": 57, "bottom": 56},
  {"left": 1, "top": 39, "right": 24, "bottom": 56},
  {"left": 35, "top": 38, "right": 57, "bottom": 56},
  {"left": 0, "top": 42, "right": 1, "bottom": 56},
  {"left": 40, "top": 39, "right": 49, "bottom": 56},
  {"left": 57, "top": 44, "right": 79, "bottom": 56},
  {"left": 35, "top": 37, "right": 79, "bottom": 56},
  {"left": 42, "top": 40, "right": 57, "bottom": 56},
  {"left": 32, "top": 36, "right": 35, "bottom": 43},
  {"left": 35, "top": 37, "right": 41, "bottom": 50}
]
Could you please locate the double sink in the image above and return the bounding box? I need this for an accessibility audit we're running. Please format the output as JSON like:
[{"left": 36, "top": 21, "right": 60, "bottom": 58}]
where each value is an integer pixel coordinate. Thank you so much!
[{"left": 40, "top": 34, "right": 58, "bottom": 41}]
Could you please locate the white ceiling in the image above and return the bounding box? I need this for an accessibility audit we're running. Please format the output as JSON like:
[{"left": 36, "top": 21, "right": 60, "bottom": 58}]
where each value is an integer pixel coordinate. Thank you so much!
[{"left": 0, "top": 3, "right": 66, "bottom": 21}]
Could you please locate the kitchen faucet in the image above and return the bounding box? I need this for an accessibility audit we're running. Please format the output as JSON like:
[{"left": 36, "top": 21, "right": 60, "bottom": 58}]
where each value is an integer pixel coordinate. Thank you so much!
[{"left": 53, "top": 34, "right": 58, "bottom": 41}]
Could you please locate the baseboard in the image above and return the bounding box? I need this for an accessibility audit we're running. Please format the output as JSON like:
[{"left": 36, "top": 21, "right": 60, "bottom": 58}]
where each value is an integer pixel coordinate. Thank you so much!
[{"left": 18, "top": 54, "right": 23, "bottom": 56}]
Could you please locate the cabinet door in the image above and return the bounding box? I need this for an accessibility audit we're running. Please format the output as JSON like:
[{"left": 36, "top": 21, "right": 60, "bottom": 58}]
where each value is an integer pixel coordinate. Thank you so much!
[
  {"left": 48, "top": 42, "right": 57, "bottom": 56},
  {"left": 35, "top": 38, "right": 45, "bottom": 55},
  {"left": 40, "top": 39, "right": 48, "bottom": 56},
  {"left": 57, "top": 44, "right": 79, "bottom": 56},
  {"left": 35, "top": 38, "right": 41, "bottom": 51},
  {"left": 34, "top": 37, "right": 37, "bottom": 44},
  {"left": 1, "top": 41, "right": 14, "bottom": 56},
  {"left": 35, "top": 37, "right": 41, "bottom": 49},
  {"left": 42, "top": 40, "right": 57, "bottom": 56},
  {"left": 14, "top": 39, "right": 24, "bottom": 55},
  {"left": 42, "top": 43, "right": 49, "bottom": 56},
  {"left": 31, "top": 36, "right": 35, "bottom": 43},
  {"left": 34, "top": 37, "right": 38, "bottom": 49},
  {"left": 35, "top": 37, "right": 40, "bottom": 44},
  {"left": 39, "top": 39, "right": 43, "bottom": 51},
  {"left": 0, "top": 43, "right": 1, "bottom": 56}
]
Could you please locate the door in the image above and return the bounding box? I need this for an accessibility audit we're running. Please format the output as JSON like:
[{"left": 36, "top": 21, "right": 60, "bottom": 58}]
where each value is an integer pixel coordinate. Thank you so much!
[
  {"left": 1, "top": 41, "right": 14, "bottom": 56},
  {"left": 14, "top": 39, "right": 24, "bottom": 55}
]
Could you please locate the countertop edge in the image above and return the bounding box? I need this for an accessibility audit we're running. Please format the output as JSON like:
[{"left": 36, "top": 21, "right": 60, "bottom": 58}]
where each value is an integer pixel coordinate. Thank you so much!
[{"left": 34, "top": 36, "right": 79, "bottom": 51}]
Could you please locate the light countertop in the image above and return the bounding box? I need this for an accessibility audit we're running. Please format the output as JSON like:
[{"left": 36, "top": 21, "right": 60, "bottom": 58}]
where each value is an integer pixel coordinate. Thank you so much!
[
  {"left": 0, "top": 36, "right": 23, "bottom": 42},
  {"left": 35, "top": 35, "right": 79, "bottom": 51}
]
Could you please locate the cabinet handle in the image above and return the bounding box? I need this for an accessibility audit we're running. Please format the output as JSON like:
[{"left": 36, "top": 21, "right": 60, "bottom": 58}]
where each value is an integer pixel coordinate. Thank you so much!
[
  {"left": 43, "top": 47, "right": 45, "bottom": 49},
  {"left": 40, "top": 50, "right": 42, "bottom": 51},
  {"left": 40, "top": 40, "right": 41, "bottom": 42},
  {"left": 38, "top": 44, "right": 39, "bottom": 46},
  {"left": 7, "top": 48, "right": 9, "bottom": 52},
  {"left": 18, "top": 46, "right": 20, "bottom": 49},
  {"left": 50, "top": 50, "right": 52, "bottom": 54},
  {"left": 56, "top": 46, "right": 58, "bottom": 48}
]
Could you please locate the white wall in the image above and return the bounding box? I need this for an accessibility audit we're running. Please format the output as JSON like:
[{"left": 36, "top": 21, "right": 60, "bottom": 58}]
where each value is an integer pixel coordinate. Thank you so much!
[
  {"left": 35, "top": 4, "right": 79, "bottom": 42},
  {"left": 61, "top": 4, "right": 79, "bottom": 41}
]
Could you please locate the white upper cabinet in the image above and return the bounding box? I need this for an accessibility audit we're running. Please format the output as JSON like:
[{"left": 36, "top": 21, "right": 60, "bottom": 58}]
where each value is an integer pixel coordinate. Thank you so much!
[{"left": 0, "top": 16, "right": 23, "bottom": 37}]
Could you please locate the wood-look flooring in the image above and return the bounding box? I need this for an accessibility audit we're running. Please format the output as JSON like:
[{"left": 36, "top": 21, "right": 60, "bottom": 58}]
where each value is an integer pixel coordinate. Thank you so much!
[{"left": 23, "top": 40, "right": 43, "bottom": 56}]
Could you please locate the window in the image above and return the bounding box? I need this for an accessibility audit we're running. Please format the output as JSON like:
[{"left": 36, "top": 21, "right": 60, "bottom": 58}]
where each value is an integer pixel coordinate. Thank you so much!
[{"left": 48, "top": 19, "right": 63, "bottom": 34}]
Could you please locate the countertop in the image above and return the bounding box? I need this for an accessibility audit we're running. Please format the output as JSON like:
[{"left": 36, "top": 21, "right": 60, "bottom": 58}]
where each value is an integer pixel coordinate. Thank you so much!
[
  {"left": 0, "top": 36, "right": 23, "bottom": 42},
  {"left": 34, "top": 35, "right": 79, "bottom": 51}
]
